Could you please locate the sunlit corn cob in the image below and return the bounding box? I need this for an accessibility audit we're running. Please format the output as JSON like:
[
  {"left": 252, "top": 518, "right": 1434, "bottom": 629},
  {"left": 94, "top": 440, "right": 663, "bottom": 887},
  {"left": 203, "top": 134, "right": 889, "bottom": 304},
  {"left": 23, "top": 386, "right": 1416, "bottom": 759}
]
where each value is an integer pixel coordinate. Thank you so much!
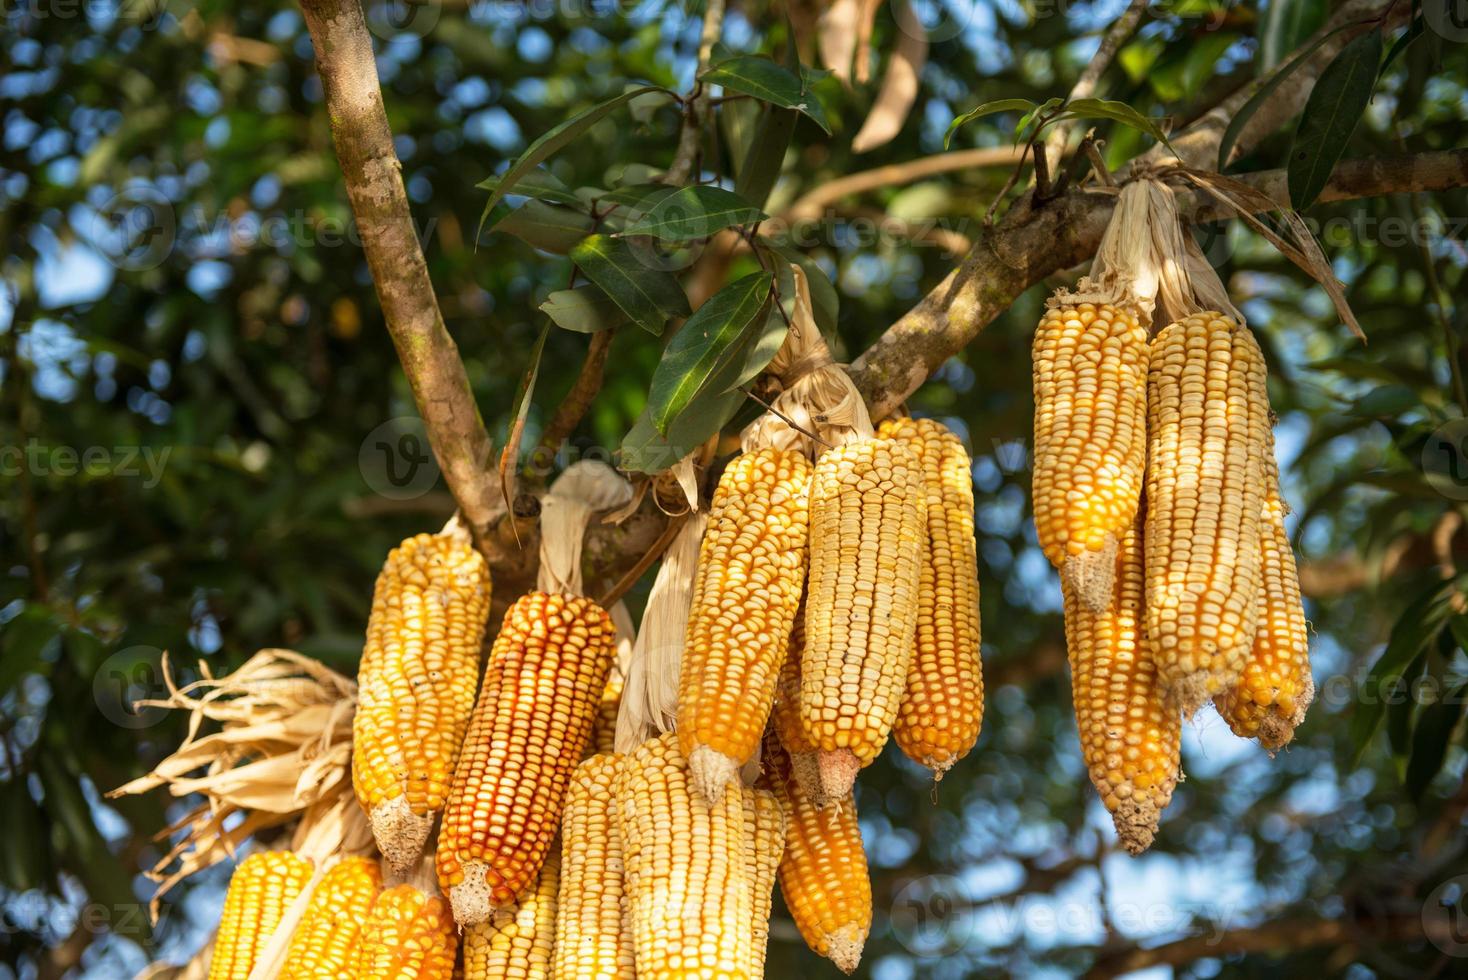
[
  {"left": 555, "top": 755, "right": 633, "bottom": 979},
  {"left": 1065, "top": 508, "right": 1180, "bottom": 854},
  {"left": 208, "top": 851, "right": 314, "bottom": 980},
  {"left": 354, "top": 884, "right": 456, "bottom": 980},
  {"left": 770, "top": 612, "right": 826, "bottom": 806},
  {"left": 585, "top": 665, "right": 623, "bottom": 760},
  {"left": 353, "top": 531, "right": 492, "bottom": 875},
  {"left": 438, "top": 591, "right": 616, "bottom": 924},
  {"left": 1215, "top": 430, "right": 1312, "bottom": 748},
  {"left": 803, "top": 437, "right": 926, "bottom": 798},
  {"left": 1032, "top": 302, "right": 1149, "bottom": 611},
  {"left": 678, "top": 447, "right": 811, "bottom": 803},
  {"left": 279, "top": 856, "right": 383, "bottom": 979},
  {"left": 878, "top": 417, "right": 985, "bottom": 778},
  {"left": 462, "top": 848, "right": 559, "bottom": 980},
  {"left": 743, "top": 787, "right": 786, "bottom": 975},
  {"left": 762, "top": 734, "right": 871, "bottom": 975},
  {"left": 617, "top": 733, "right": 754, "bottom": 978},
  {"left": 1145, "top": 312, "right": 1270, "bottom": 714}
]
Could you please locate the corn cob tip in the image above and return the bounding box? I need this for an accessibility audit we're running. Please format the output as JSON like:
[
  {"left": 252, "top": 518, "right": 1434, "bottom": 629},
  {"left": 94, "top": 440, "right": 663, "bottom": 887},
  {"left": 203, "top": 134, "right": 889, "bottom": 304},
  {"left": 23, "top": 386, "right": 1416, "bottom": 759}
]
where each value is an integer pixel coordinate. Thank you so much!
[
  {"left": 1112, "top": 796, "right": 1164, "bottom": 856},
  {"left": 818, "top": 749, "right": 860, "bottom": 801},
  {"left": 447, "top": 861, "right": 497, "bottom": 926},
  {"left": 1166, "top": 671, "right": 1214, "bottom": 719},
  {"left": 369, "top": 798, "right": 434, "bottom": 877},
  {"left": 788, "top": 749, "right": 829, "bottom": 809},
  {"left": 688, "top": 745, "right": 739, "bottom": 805},
  {"left": 1061, "top": 535, "right": 1118, "bottom": 613},
  {"left": 1254, "top": 674, "right": 1314, "bottom": 753},
  {"left": 826, "top": 923, "right": 867, "bottom": 974}
]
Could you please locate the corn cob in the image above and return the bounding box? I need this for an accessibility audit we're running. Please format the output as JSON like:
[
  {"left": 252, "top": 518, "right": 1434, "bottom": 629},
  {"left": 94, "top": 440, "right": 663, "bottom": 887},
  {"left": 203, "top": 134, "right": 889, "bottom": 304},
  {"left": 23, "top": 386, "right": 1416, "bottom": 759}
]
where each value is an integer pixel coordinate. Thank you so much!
[
  {"left": 1065, "top": 508, "right": 1180, "bottom": 854},
  {"left": 462, "top": 848, "right": 559, "bottom": 980},
  {"left": 678, "top": 447, "right": 811, "bottom": 803},
  {"left": 353, "top": 531, "right": 492, "bottom": 874},
  {"left": 770, "top": 612, "right": 826, "bottom": 806},
  {"left": 1215, "top": 431, "right": 1312, "bottom": 748},
  {"left": 762, "top": 735, "right": 870, "bottom": 974},
  {"left": 555, "top": 755, "right": 633, "bottom": 980},
  {"left": 803, "top": 437, "right": 926, "bottom": 798},
  {"left": 1145, "top": 312, "right": 1270, "bottom": 714},
  {"left": 743, "top": 787, "right": 786, "bottom": 976},
  {"left": 878, "top": 417, "right": 985, "bottom": 778},
  {"left": 354, "top": 884, "right": 456, "bottom": 980},
  {"left": 438, "top": 591, "right": 616, "bottom": 924},
  {"left": 208, "top": 852, "right": 314, "bottom": 980},
  {"left": 617, "top": 733, "right": 754, "bottom": 979},
  {"left": 585, "top": 665, "right": 623, "bottom": 760},
  {"left": 279, "top": 856, "right": 383, "bottom": 979},
  {"left": 1032, "top": 302, "right": 1149, "bottom": 611}
]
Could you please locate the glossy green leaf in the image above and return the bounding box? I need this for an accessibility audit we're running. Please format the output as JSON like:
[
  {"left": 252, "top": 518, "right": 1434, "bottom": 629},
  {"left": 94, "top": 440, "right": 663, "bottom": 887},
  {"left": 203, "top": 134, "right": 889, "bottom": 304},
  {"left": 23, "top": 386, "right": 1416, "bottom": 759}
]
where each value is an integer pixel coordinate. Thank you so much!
[
  {"left": 1405, "top": 681, "right": 1468, "bottom": 799},
  {"left": 1288, "top": 28, "right": 1383, "bottom": 209},
  {"left": 619, "top": 389, "right": 743, "bottom": 473},
  {"left": 945, "top": 98, "right": 1037, "bottom": 149},
  {"left": 703, "top": 56, "right": 830, "bottom": 133},
  {"left": 570, "top": 234, "right": 691, "bottom": 335},
  {"left": 766, "top": 241, "right": 838, "bottom": 334},
  {"left": 736, "top": 107, "right": 798, "bottom": 209},
  {"left": 1053, "top": 98, "right": 1173, "bottom": 149},
  {"left": 621, "top": 186, "right": 766, "bottom": 240},
  {"left": 490, "top": 200, "right": 597, "bottom": 254},
  {"left": 725, "top": 301, "right": 790, "bottom": 392},
  {"left": 475, "top": 168, "right": 584, "bottom": 208},
  {"left": 1261, "top": 0, "right": 1329, "bottom": 71},
  {"left": 1219, "top": 24, "right": 1352, "bottom": 170},
  {"left": 540, "top": 285, "right": 628, "bottom": 333}
]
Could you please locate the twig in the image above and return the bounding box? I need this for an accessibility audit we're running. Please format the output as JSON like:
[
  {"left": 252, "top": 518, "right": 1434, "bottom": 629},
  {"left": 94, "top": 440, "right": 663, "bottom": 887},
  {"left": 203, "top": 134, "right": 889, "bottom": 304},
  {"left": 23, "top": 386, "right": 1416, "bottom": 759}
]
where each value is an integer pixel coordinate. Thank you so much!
[
  {"left": 1042, "top": 0, "right": 1148, "bottom": 176},
  {"left": 598, "top": 512, "right": 689, "bottom": 607},
  {"left": 1082, "top": 133, "right": 1114, "bottom": 187},
  {"left": 664, "top": 0, "right": 726, "bottom": 185},
  {"left": 739, "top": 386, "right": 833, "bottom": 450},
  {"left": 539, "top": 329, "right": 616, "bottom": 452},
  {"left": 298, "top": 0, "right": 501, "bottom": 551},
  {"left": 1407, "top": 192, "right": 1468, "bottom": 414},
  {"left": 984, "top": 141, "right": 1034, "bottom": 226}
]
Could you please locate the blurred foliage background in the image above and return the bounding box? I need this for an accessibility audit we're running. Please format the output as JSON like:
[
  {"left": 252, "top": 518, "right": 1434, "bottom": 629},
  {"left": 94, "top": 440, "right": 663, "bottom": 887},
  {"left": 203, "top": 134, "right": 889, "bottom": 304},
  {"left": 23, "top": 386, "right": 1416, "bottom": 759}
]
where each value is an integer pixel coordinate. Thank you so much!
[{"left": 3, "top": 0, "right": 1468, "bottom": 977}]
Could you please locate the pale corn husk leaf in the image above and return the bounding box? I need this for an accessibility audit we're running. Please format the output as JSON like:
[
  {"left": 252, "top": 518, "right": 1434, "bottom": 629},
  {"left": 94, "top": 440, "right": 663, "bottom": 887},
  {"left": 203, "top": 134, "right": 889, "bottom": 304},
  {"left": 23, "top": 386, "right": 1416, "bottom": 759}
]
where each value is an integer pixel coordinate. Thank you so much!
[
  {"left": 616, "top": 512, "right": 709, "bottom": 753},
  {"left": 537, "top": 460, "right": 634, "bottom": 596},
  {"left": 108, "top": 649, "right": 357, "bottom": 919}
]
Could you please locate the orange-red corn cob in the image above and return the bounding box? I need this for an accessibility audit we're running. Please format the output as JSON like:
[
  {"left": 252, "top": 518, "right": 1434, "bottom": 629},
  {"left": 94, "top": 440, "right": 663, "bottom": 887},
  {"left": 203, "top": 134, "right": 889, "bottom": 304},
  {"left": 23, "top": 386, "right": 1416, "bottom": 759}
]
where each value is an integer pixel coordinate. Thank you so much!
[{"left": 437, "top": 592, "right": 616, "bottom": 924}]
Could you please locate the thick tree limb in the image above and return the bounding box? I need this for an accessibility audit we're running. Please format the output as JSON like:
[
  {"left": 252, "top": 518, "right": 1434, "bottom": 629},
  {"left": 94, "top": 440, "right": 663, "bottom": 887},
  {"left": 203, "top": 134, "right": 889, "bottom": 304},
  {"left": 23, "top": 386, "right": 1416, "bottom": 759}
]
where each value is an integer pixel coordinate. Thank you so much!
[
  {"left": 848, "top": 147, "right": 1468, "bottom": 420},
  {"left": 298, "top": 0, "right": 500, "bottom": 550}
]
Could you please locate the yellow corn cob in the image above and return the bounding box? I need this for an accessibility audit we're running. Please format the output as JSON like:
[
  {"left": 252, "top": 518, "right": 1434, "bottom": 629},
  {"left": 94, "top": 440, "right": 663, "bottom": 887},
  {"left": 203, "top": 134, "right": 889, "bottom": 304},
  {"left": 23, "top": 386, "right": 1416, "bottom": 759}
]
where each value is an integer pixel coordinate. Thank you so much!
[
  {"left": 585, "top": 665, "right": 623, "bottom": 760},
  {"left": 1065, "top": 508, "right": 1181, "bottom": 854},
  {"left": 1145, "top": 312, "right": 1270, "bottom": 714},
  {"left": 1032, "top": 302, "right": 1149, "bottom": 611},
  {"left": 678, "top": 447, "right": 811, "bottom": 802},
  {"left": 617, "top": 733, "right": 754, "bottom": 979},
  {"left": 462, "top": 848, "right": 559, "bottom": 980},
  {"left": 1215, "top": 431, "right": 1312, "bottom": 748},
  {"left": 770, "top": 612, "right": 826, "bottom": 806},
  {"left": 354, "top": 884, "right": 456, "bottom": 980},
  {"left": 279, "top": 856, "right": 383, "bottom": 979},
  {"left": 208, "top": 851, "right": 314, "bottom": 980},
  {"left": 803, "top": 437, "right": 926, "bottom": 798},
  {"left": 555, "top": 755, "right": 633, "bottom": 980},
  {"left": 878, "top": 417, "right": 985, "bottom": 778},
  {"left": 353, "top": 531, "right": 492, "bottom": 875},
  {"left": 438, "top": 591, "right": 616, "bottom": 924},
  {"left": 743, "top": 787, "right": 786, "bottom": 976},
  {"left": 762, "top": 735, "right": 870, "bottom": 974}
]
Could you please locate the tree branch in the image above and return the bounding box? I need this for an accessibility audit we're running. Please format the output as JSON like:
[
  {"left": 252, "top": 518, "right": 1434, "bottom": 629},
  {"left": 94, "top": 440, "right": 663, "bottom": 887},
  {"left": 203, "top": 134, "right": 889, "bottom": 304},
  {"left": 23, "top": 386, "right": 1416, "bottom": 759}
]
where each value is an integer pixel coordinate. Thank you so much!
[
  {"left": 848, "top": 146, "right": 1468, "bottom": 421},
  {"left": 664, "top": 0, "right": 725, "bottom": 185},
  {"left": 538, "top": 329, "right": 615, "bottom": 452},
  {"left": 782, "top": 146, "right": 1027, "bottom": 221},
  {"left": 1042, "top": 0, "right": 1148, "bottom": 176},
  {"left": 298, "top": 0, "right": 501, "bottom": 550}
]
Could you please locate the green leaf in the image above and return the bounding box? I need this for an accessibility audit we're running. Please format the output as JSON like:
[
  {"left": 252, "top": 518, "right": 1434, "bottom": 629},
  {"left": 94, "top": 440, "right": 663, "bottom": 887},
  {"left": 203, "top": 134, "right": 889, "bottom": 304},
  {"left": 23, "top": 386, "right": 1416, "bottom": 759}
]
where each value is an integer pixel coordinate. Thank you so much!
[
  {"left": 1148, "top": 33, "right": 1238, "bottom": 103},
  {"left": 599, "top": 183, "right": 681, "bottom": 211},
  {"left": 725, "top": 301, "right": 790, "bottom": 392},
  {"left": 619, "top": 390, "right": 744, "bottom": 473},
  {"left": 1014, "top": 97, "right": 1064, "bottom": 143},
  {"left": 1288, "top": 28, "right": 1383, "bottom": 210},
  {"left": 1052, "top": 98, "right": 1173, "bottom": 149},
  {"left": 703, "top": 56, "right": 831, "bottom": 133},
  {"left": 475, "top": 168, "right": 584, "bottom": 208},
  {"left": 735, "top": 107, "right": 798, "bottom": 209},
  {"left": 945, "top": 98, "right": 1037, "bottom": 149},
  {"left": 766, "top": 241, "right": 838, "bottom": 334},
  {"left": 540, "top": 285, "right": 628, "bottom": 333},
  {"left": 647, "top": 272, "right": 774, "bottom": 434},
  {"left": 490, "top": 200, "right": 597, "bottom": 254},
  {"left": 620, "top": 186, "right": 767, "bottom": 241},
  {"left": 569, "top": 234, "right": 691, "bottom": 335},
  {"left": 1351, "top": 383, "right": 1420, "bottom": 418},
  {"left": 1219, "top": 24, "right": 1353, "bottom": 170},
  {"left": 1381, "top": 15, "right": 1425, "bottom": 75},
  {"left": 1351, "top": 578, "right": 1462, "bottom": 761},
  {"left": 1405, "top": 681, "right": 1468, "bottom": 800},
  {"left": 1261, "top": 0, "right": 1328, "bottom": 71},
  {"left": 479, "top": 85, "right": 675, "bottom": 235}
]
